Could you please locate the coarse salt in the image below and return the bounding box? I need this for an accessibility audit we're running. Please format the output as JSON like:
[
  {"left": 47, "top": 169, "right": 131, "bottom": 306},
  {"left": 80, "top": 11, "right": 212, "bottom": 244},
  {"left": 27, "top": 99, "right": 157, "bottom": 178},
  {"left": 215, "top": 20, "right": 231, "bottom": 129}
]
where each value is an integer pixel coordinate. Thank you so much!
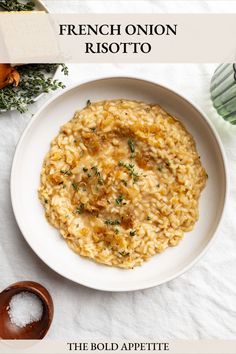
[{"left": 8, "top": 291, "right": 43, "bottom": 328}]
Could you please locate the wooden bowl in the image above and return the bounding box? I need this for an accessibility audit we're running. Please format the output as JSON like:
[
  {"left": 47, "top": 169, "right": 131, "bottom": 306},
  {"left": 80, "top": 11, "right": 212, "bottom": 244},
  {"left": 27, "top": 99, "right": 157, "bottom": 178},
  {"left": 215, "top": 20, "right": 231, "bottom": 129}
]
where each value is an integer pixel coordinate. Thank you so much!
[{"left": 0, "top": 281, "right": 53, "bottom": 339}]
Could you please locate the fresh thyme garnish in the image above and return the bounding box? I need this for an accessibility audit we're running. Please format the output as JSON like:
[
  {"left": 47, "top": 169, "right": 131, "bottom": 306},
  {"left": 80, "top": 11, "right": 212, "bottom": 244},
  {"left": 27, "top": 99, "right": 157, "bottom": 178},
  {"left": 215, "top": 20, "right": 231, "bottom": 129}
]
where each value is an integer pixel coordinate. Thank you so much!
[
  {"left": 97, "top": 177, "right": 104, "bottom": 185},
  {"left": 157, "top": 163, "right": 164, "bottom": 171},
  {"left": 91, "top": 166, "right": 104, "bottom": 185},
  {"left": 72, "top": 182, "right": 79, "bottom": 191},
  {"left": 91, "top": 166, "right": 98, "bottom": 173},
  {"left": 147, "top": 216, "right": 152, "bottom": 221},
  {"left": 83, "top": 167, "right": 88, "bottom": 172},
  {"left": 104, "top": 219, "right": 121, "bottom": 226},
  {"left": 0, "top": 0, "right": 35, "bottom": 11},
  {"left": 60, "top": 169, "right": 72, "bottom": 176},
  {"left": 121, "top": 179, "right": 128, "bottom": 186},
  {"left": 60, "top": 64, "right": 69, "bottom": 76},
  {"left": 130, "top": 230, "right": 136, "bottom": 236},
  {"left": 114, "top": 228, "right": 119, "bottom": 234},
  {"left": 87, "top": 99, "right": 91, "bottom": 106},
  {"left": 115, "top": 195, "right": 124, "bottom": 205},
  {"left": 76, "top": 203, "right": 85, "bottom": 214},
  {"left": 0, "top": 64, "right": 68, "bottom": 113},
  {"left": 118, "top": 161, "right": 139, "bottom": 183},
  {"left": 119, "top": 251, "right": 130, "bottom": 256},
  {"left": 90, "top": 127, "right": 96, "bottom": 132},
  {"left": 128, "top": 138, "right": 135, "bottom": 158}
]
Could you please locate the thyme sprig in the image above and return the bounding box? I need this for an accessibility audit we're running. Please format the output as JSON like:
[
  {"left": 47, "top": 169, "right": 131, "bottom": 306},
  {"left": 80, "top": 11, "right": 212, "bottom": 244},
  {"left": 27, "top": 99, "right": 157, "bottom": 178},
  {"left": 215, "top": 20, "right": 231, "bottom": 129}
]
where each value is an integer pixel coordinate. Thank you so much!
[
  {"left": 128, "top": 138, "right": 135, "bottom": 158},
  {"left": 75, "top": 203, "right": 85, "bottom": 214},
  {"left": 72, "top": 182, "right": 79, "bottom": 191},
  {"left": 0, "top": 64, "right": 68, "bottom": 113},
  {"left": 104, "top": 219, "right": 121, "bottom": 226},
  {"left": 115, "top": 195, "right": 124, "bottom": 205},
  {"left": 0, "top": 0, "right": 35, "bottom": 11},
  {"left": 118, "top": 161, "right": 139, "bottom": 183},
  {"left": 60, "top": 169, "right": 72, "bottom": 176},
  {"left": 91, "top": 166, "right": 104, "bottom": 185}
]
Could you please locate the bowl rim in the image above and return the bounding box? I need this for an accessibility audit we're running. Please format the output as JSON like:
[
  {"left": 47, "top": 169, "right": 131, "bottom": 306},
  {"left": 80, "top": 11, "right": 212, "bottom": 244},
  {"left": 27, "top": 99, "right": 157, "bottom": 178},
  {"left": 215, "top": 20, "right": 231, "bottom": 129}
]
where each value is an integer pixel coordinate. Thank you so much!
[{"left": 10, "top": 75, "right": 229, "bottom": 292}]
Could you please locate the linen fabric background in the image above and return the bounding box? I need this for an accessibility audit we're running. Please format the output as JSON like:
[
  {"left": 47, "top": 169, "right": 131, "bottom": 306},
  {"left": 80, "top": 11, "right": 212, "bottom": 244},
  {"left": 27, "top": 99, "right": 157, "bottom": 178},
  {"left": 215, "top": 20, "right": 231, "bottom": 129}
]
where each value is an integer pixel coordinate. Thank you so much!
[{"left": 0, "top": 0, "right": 236, "bottom": 340}]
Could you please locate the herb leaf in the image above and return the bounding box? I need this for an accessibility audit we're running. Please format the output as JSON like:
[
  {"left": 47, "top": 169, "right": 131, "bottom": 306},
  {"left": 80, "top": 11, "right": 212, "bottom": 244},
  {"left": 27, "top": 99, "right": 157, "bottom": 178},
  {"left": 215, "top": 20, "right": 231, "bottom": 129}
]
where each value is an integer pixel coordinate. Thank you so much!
[
  {"left": 76, "top": 203, "right": 85, "bottom": 214},
  {"left": 104, "top": 219, "right": 121, "bottom": 226},
  {"left": 128, "top": 138, "right": 135, "bottom": 153},
  {"left": 121, "top": 179, "right": 128, "bottom": 186},
  {"left": 0, "top": 0, "right": 35, "bottom": 11},
  {"left": 91, "top": 166, "right": 104, "bottom": 185},
  {"left": 60, "top": 169, "right": 72, "bottom": 176},
  {"left": 72, "top": 182, "right": 79, "bottom": 191},
  {"left": 115, "top": 195, "right": 124, "bottom": 205},
  {"left": 119, "top": 251, "right": 130, "bottom": 256},
  {"left": 157, "top": 163, "right": 164, "bottom": 171},
  {"left": 118, "top": 161, "right": 139, "bottom": 183},
  {"left": 0, "top": 64, "right": 67, "bottom": 113}
]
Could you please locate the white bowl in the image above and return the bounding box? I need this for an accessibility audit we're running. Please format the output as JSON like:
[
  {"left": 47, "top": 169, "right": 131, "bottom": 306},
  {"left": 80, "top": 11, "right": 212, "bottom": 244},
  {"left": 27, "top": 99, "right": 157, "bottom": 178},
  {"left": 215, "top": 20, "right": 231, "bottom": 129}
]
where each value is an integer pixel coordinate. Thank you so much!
[{"left": 11, "top": 77, "right": 228, "bottom": 292}]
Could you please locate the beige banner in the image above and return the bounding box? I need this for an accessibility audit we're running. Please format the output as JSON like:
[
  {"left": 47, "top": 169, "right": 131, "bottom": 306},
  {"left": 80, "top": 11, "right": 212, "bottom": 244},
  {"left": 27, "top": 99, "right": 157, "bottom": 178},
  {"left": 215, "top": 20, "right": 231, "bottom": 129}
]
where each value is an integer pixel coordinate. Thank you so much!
[
  {"left": 0, "top": 13, "right": 236, "bottom": 63},
  {"left": 0, "top": 340, "right": 236, "bottom": 354}
]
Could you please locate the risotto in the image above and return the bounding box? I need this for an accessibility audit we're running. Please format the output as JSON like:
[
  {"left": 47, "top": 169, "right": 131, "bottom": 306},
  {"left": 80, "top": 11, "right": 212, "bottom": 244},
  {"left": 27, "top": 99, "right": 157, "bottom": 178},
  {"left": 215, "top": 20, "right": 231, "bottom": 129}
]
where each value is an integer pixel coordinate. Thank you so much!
[{"left": 38, "top": 99, "right": 207, "bottom": 269}]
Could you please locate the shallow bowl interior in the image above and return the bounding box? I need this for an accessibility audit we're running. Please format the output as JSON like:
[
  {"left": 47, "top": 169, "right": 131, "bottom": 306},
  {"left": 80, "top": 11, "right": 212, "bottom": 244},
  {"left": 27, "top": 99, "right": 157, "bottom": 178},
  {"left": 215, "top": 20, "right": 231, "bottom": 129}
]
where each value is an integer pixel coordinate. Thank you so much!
[{"left": 11, "top": 77, "right": 227, "bottom": 291}]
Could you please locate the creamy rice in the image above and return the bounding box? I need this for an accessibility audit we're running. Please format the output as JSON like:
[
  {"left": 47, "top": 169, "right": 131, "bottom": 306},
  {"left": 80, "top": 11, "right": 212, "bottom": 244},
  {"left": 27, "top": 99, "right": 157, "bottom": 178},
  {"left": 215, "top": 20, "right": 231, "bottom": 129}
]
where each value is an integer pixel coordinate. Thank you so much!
[{"left": 38, "top": 99, "right": 207, "bottom": 269}]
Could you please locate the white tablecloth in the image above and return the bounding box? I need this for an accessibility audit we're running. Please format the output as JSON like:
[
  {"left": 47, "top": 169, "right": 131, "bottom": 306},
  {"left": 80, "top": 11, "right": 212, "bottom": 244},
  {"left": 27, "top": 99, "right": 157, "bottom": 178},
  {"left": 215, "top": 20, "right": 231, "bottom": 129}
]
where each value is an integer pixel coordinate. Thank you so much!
[{"left": 0, "top": 0, "right": 236, "bottom": 340}]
